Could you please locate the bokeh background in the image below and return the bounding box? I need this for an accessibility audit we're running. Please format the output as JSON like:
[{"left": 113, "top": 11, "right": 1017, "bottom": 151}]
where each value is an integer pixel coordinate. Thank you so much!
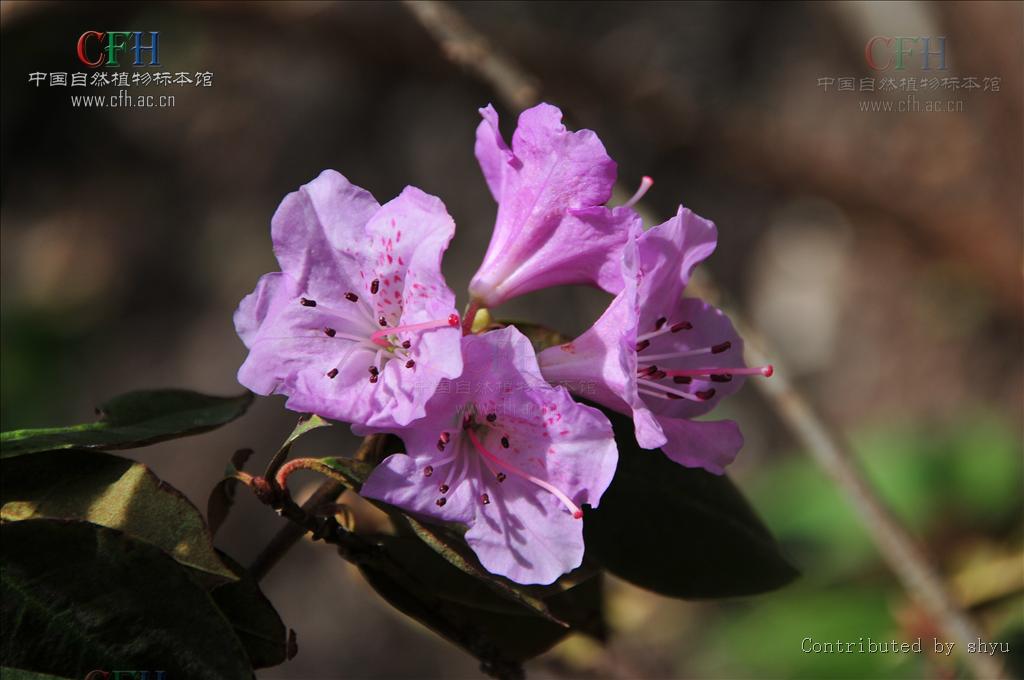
[{"left": 1, "top": 1, "right": 1021, "bottom": 678}]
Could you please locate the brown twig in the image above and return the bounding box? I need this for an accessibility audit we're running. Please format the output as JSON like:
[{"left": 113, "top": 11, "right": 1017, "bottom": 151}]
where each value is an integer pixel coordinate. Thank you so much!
[{"left": 402, "top": 3, "right": 1008, "bottom": 679}]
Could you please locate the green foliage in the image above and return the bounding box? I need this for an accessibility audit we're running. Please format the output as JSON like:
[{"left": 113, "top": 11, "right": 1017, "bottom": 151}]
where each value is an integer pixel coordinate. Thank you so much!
[
  {"left": 584, "top": 407, "right": 799, "bottom": 598},
  {"left": 1, "top": 389, "right": 253, "bottom": 458},
  {"left": 2, "top": 450, "right": 236, "bottom": 583},
  {"left": 0, "top": 385, "right": 795, "bottom": 679},
  {"left": 1, "top": 520, "right": 255, "bottom": 680}
]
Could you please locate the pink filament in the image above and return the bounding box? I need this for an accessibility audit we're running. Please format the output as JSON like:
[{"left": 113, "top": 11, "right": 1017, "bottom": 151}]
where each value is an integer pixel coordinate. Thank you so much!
[
  {"left": 465, "top": 428, "right": 583, "bottom": 519},
  {"left": 371, "top": 315, "right": 459, "bottom": 347}
]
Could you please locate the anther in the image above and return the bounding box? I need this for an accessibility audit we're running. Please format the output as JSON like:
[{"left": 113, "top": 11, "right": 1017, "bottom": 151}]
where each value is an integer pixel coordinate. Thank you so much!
[
  {"left": 300, "top": 297, "right": 317, "bottom": 307},
  {"left": 423, "top": 465, "right": 433, "bottom": 477},
  {"left": 405, "top": 359, "right": 415, "bottom": 368},
  {"left": 439, "top": 432, "right": 451, "bottom": 444},
  {"left": 496, "top": 472, "right": 506, "bottom": 483},
  {"left": 710, "top": 374, "right": 732, "bottom": 382},
  {"left": 402, "top": 340, "right": 412, "bottom": 349},
  {"left": 326, "top": 368, "right": 338, "bottom": 379},
  {"left": 486, "top": 413, "right": 497, "bottom": 422},
  {"left": 436, "top": 497, "right": 446, "bottom": 507},
  {"left": 673, "top": 376, "right": 692, "bottom": 384},
  {"left": 638, "top": 365, "right": 658, "bottom": 377},
  {"left": 655, "top": 317, "right": 667, "bottom": 330},
  {"left": 324, "top": 327, "right": 336, "bottom": 337},
  {"left": 501, "top": 436, "right": 509, "bottom": 448},
  {"left": 650, "top": 370, "right": 667, "bottom": 380},
  {"left": 370, "top": 279, "right": 380, "bottom": 294},
  {"left": 635, "top": 339, "right": 651, "bottom": 352},
  {"left": 671, "top": 321, "right": 692, "bottom": 332},
  {"left": 480, "top": 493, "right": 490, "bottom": 505},
  {"left": 696, "top": 389, "right": 717, "bottom": 400},
  {"left": 369, "top": 374, "right": 378, "bottom": 384},
  {"left": 368, "top": 366, "right": 379, "bottom": 376},
  {"left": 711, "top": 341, "right": 732, "bottom": 354},
  {"left": 439, "top": 483, "right": 450, "bottom": 494},
  {"left": 344, "top": 292, "right": 358, "bottom": 302},
  {"left": 378, "top": 315, "right": 387, "bottom": 327}
]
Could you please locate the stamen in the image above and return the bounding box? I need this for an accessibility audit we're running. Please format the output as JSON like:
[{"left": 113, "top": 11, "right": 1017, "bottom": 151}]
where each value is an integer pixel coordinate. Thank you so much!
[
  {"left": 622, "top": 175, "right": 654, "bottom": 209},
  {"left": 344, "top": 292, "right": 359, "bottom": 302},
  {"left": 655, "top": 317, "right": 667, "bottom": 330},
  {"left": 405, "top": 359, "right": 415, "bottom": 368},
  {"left": 324, "top": 327, "right": 336, "bottom": 337},
  {"left": 436, "top": 497, "right": 447, "bottom": 507},
  {"left": 635, "top": 339, "right": 651, "bottom": 352},
  {"left": 711, "top": 374, "right": 732, "bottom": 382},
  {"left": 496, "top": 472, "right": 506, "bottom": 483},
  {"left": 480, "top": 493, "right": 490, "bottom": 505},
  {"left": 401, "top": 340, "right": 412, "bottom": 349},
  {"left": 637, "top": 344, "right": 731, "bottom": 362},
  {"left": 664, "top": 365, "right": 774, "bottom": 378},
  {"left": 439, "top": 483, "right": 450, "bottom": 494},
  {"left": 378, "top": 315, "right": 387, "bottom": 327},
  {"left": 696, "top": 388, "right": 716, "bottom": 400},
  {"left": 673, "top": 376, "right": 692, "bottom": 384},
  {"left": 370, "top": 279, "right": 380, "bottom": 294},
  {"left": 465, "top": 429, "right": 583, "bottom": 519},
  {"left": 370, "top": 316, "right": 460, "bottom": 348},
  {"left": 636, "top": 320, "right": 693, "bottom": 343},
  {"left": 423, "top": 465, "right": 433, "bottom": 477},
  {"left": 300, "top": 297, "right": 316, "bottom": 307},
  {"left": 500, "top": 436, "right": 509, "bottom": 449},
  {"left": 326, "top": 368, "right": 338, "bottom": 379},
  {"left": 637, "top": 378, "right": 706, "bottom": 402},
  {"left": 486, "top": 413, "right": 497, "bottom": 422}
]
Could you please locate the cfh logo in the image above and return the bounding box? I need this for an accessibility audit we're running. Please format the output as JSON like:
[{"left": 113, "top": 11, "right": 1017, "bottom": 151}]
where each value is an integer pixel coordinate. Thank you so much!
[
  {"left": 865, "top": 36, "right": 948, "bottom": 71},
  {"left": 76, "top": 31, "right": 161, "bottom": 68}
]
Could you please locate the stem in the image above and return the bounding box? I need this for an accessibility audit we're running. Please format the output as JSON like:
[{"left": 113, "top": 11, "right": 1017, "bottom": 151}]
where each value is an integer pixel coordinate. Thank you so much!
[
  {"left": 248, "top": 478, "right": 346, "bottom": 582},
  {"left": 401, "top": 4, "right": 1008, "bottom": 679},
  {"left": 462, "top": 299, "right": 482, "bottom": 335}
]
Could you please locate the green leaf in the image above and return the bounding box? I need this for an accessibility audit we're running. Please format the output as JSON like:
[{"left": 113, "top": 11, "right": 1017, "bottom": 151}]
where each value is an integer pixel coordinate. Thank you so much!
[
  {"left": 1, "top": 450, "right": 236, "bottom": 583},
  {"left": 583, "top": 407, "right": 798, "bottom": 598},
  {"left": 1, "top": 389, "right": 253, "bottom": 458},
  {"left": 314, "top": 456, "right": 375, "bottom": 490},
  {"left": 1, "top": 669, "right": 73, "bottom": 680},
  {"left": 211, "top": 552, "right": 289, "bottom": 669},
  {"left": 264, "top": 415, "right": 332, "bottom": 480},
  {"left": 1, "top": 520, "right": 254, "bottom": 680},
  {"left": 357, "top": 549, "right": 582, "bottom": 673}
]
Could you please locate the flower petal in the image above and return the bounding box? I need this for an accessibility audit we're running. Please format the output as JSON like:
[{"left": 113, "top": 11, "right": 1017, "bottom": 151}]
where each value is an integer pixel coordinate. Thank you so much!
[
  {"left": 361, "top": 452, "right": 476, "bottom": 524},
  {"left": 655, "top": 417, "right": 744, "bottom": 475},
  {"left": 469, "top": 103, "right": 635, "bottom": 307}
]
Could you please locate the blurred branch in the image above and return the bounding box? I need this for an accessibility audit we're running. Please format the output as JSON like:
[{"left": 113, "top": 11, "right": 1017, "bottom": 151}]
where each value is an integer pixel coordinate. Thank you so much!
[{"left": 402, "top": 3, "right": 1010, "bottom": 679}]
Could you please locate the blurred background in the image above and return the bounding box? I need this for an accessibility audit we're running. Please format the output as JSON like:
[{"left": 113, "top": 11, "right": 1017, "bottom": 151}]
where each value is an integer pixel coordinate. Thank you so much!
[{"left": 1, "top": 1, "right": 1021, "bottom": 678}]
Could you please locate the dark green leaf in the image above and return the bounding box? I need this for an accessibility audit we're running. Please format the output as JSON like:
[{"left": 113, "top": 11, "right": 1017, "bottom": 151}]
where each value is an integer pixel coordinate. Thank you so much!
[
  {"left": 584, "top": 407, "right": 798, "bottom": 598},
  {"left": 265, "top": 415, "right": 332, "bottom": 480},
  {"left": 1, "top": 520, "right": 254, "bottom": 680},
  {"left": 1, "top": 389, "right": 253, "bottom": 458},
  {"left": 207, "top": 448, "right": 255, "bottom": 538},
  {"left": 211, "top": 552, "right": 289, "bottom": 669},
  {"left": 358, "top": 555, "right": 571, "bottom": 674},
  {"left": 0, "top": 669, "right": 73, "bottom": 680},
  {"left": 1, "top": 450, "right": 236, "bottom": 582}
]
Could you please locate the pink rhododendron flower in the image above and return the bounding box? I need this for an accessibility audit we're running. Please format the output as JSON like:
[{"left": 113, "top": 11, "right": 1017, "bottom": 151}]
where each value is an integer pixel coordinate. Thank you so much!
[
  {"left": 538, "top": 207, "right": 772, "bottom": 474},
  {"left": 359, "top": 326, "right": 618, "bottom": 585},
  {"left": 234, "top": 170, "right": 463, "bottom": 428},
  {"left": 468, "top": 103, "right": 642, "bottom": 309}
]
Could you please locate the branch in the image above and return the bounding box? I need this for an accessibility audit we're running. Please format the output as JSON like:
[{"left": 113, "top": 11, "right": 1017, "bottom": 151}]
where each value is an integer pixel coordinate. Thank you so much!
[{"left": 401, "top": 4, "right": 1008, "bottom": 679}]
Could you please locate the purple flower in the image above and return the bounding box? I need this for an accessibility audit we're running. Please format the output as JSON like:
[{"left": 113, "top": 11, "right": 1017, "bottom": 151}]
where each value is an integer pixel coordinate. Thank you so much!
[
  {"left": 538, "top": 207, "right": 772, "bottom": 474},
  {"left": 359, "top": 326, "right": 618, "bottom": 585},
  {"left": 468, "top": 103, "right": 642, "bottom": 310},
  {"left": 234, "top": 170, "right": 463, "bottom": 428}
]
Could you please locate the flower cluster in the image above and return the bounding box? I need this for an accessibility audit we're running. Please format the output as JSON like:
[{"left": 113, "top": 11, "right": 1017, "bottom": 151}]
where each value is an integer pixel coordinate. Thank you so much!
[{"left": 234, "top": 103, "right": 769, "bottom": 585}]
